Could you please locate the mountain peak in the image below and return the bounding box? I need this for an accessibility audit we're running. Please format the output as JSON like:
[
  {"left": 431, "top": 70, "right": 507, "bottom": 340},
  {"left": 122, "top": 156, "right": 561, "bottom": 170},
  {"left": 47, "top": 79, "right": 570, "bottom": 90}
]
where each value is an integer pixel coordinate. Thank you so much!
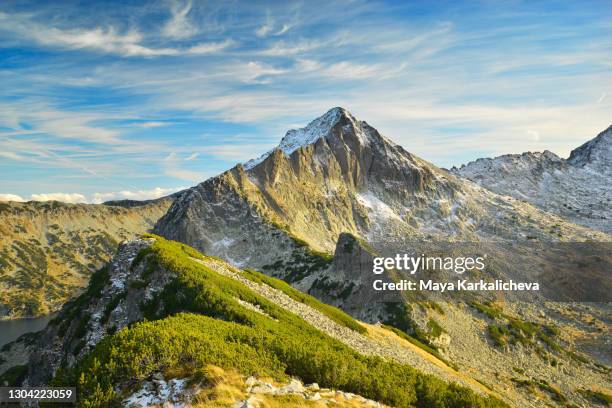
[
  {"left": 243, "top": 107, "right": 361, "bottom": 169},
  {"left": 567, "top": 124, "right": 612, "bottom": 170}
]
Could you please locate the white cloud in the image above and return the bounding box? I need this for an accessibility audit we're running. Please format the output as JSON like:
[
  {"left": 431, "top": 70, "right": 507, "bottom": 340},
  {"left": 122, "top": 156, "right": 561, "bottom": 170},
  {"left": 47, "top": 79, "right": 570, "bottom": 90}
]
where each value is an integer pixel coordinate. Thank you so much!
[
  {"left": 323, "top": 61, "right": 380, "bottom": 79},
  {"left": 255, "top": 24, "right": 272, "bottom": 38},
  {"left": 163, "top": 0, "right": 197, "bottom": 39},
  {"left": 163, "top": 151, "right": 206, "bottom": 181},
  {"left": 0, "top": 188, "right": 185, "bottom": 204},
  {"left": 259, "top": 40, "right": 321, "bottom": 56},
  {"left": 275, "top": 24, "right": 291, "bottom": 36},
  {"left": 204, "top": 144, "right": 275, "bottom": 161},
  {"left": 0, "top": 102, "right": 122, "bottom": 145},
  {"left": 0, "top": 151, "right": 24, "bottom": 161},
  {"left": 241, "top": 61, "right": 288, "bottom": 83},
  {"left": 0, "top": 194, "right": 25, "bottom": 202},
  {"left": 255, "top": 13, "right": 291, "bottom": 38},
  {"left": 185, "top": 153, "right": 199, "bottom": 161},
  {"left": 135, "top": 121, "right": 172, "bottom": 128},
  {"left": 30, "top": 193, "right": 87, "bottom": 203},
  {"left": 187, "top": 39, "right": 234, "bottom": 55},
  {"left": 91, "top": 186, "right": 185, "bottom": 203}
]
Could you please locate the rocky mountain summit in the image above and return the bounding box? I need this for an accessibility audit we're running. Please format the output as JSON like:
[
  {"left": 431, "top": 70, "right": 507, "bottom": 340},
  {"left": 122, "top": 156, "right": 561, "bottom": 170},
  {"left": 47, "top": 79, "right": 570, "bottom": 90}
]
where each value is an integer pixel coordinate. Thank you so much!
[
  {"left": 453, "top": 125, "right": 611, "bottom": 233},
  {"left": 156, "top": 108, "right": 606, "bottom": 266}
]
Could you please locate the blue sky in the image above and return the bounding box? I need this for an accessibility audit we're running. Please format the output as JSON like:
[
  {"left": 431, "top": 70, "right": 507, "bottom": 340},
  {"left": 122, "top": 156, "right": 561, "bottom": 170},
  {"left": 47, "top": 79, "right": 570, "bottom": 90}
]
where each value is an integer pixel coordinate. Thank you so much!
[{"left": 0, "top": 0, "right": 610, "bottom": 203}]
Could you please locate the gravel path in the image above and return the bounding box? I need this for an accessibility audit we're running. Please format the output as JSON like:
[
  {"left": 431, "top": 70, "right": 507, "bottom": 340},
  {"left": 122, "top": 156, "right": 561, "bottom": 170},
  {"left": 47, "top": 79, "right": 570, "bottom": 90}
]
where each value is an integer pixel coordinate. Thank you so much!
[{"left": 192, "top": 257, "right": 487, "bottom": 395}]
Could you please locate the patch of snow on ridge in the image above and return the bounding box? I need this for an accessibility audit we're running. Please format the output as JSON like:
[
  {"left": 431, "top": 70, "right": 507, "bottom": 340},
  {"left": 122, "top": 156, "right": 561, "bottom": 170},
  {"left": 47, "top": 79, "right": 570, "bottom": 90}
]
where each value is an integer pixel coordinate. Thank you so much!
[{"left": 243, "top": 107, "right": 351, "bottom": 170}]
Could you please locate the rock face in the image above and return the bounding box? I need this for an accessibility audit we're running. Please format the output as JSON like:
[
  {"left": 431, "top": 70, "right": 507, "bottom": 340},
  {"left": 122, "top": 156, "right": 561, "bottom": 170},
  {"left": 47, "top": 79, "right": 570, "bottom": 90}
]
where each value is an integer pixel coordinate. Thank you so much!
[
  {"left": 568, "top": 125, "right": 612, "bottom": 171},
  {"left": 0, "top": 198, "right": 173, "bottom": 318},
  {"left": 308, "top": 233, "right": 399, "bottom": 322},
  {"left": 453, "top": 126, "right": 611, "bottom": 233}
]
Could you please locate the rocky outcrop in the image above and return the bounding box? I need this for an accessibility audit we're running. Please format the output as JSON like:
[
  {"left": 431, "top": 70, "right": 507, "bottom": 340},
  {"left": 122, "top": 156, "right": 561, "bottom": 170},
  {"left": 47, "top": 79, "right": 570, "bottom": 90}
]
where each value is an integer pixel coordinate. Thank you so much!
[
  {"left": 26, "top": 238, "right": 168, "bottom": 385},
  {"left": 568, "top": 125, "right": 612, "bottom": 171},
  {"left": 308, "top": 233, "right": 399, "bottom": 322},
  {"left": 123, "top": 372, "right": 390, "bottom": 408}
]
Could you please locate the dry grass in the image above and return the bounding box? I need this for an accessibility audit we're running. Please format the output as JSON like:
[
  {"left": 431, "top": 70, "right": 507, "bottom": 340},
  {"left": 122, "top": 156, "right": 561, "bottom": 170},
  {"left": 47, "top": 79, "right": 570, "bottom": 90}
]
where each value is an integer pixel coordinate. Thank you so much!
[
  {"left": 191, "top": 366, "right": 246, "bottom": 408},
  {"left": 366, "top": 323, "right": 500, "bottom": 398}
]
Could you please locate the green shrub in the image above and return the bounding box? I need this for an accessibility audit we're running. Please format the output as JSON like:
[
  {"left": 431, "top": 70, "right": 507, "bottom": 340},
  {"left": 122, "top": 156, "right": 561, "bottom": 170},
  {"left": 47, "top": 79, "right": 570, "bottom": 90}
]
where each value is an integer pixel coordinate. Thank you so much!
[
  {"left": 471, "top": 302, "right": 563, "bottom": 353},
  {"left": 470, "top": 301, "right": 503, "bottom": 319},
  {"left": 488, "top": 325, "right": 507, "bottom": 347}
]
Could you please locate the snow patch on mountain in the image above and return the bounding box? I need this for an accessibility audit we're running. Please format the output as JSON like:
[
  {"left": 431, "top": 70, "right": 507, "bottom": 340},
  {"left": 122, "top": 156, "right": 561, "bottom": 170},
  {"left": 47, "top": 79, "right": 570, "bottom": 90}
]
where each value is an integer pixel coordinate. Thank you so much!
[
  {"left": 356, "top": 191, "right": 402, "bottom": 222},
  {"left": 244, "top": 107, "right": 364, "bottom": 169}
]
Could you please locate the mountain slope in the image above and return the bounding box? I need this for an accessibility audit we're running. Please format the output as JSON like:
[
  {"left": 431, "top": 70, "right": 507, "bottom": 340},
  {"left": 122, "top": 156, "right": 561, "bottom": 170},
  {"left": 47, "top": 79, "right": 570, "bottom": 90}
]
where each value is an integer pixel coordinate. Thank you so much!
[
  {"left": 452, "top": 126, "right": 611, "bottom": 233},
  {"left": 2, "top": 236, "right": 507, "bottom": 407},
  {"left": 0, "top": 198, "right": 173, "bottom": 318}
]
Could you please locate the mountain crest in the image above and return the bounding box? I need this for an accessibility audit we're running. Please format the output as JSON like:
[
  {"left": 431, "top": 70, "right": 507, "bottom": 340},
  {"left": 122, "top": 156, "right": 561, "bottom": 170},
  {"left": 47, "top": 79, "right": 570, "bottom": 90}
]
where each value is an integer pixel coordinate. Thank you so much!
[
  {"left": 244, "top": 107, "right": 367, "bottom": 169},
  {"left": 453, "top": 124, "right": 611, "bottom": 232}
]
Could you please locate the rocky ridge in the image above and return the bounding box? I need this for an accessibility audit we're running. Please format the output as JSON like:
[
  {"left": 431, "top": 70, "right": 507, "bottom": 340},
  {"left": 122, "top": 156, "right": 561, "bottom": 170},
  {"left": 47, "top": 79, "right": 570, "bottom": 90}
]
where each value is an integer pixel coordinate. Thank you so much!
[{"left": 452, "top": 125, "right": 611, "bottom": 233}]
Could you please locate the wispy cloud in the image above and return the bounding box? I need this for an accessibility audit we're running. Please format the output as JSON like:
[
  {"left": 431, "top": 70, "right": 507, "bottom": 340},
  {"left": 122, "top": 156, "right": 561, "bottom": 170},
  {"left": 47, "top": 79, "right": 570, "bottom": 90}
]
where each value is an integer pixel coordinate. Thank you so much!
[
  {"left": 597, "top": 92, "right": 607, "bottom": 103},
  {"left": 162, "top": 152, "right": 207, "bottom": 181},
  {"left": 256, "top": 23, "right": 273, "bottom": 38},
  {"left": 0, "top": 102, "right": 122, "bottom": 144},
  {"left": 275, "top": 24, "right": 291, "bottom": 36},
  {"left": 187, "top": 39, "right": 235, "bottom": 54},
  {"left": 134, "top": 121, "right": 173, "bottom": 128},
  {"left": 0, "top": 10, "right": 232, "bottom": 57},
  {"left": 163, "top": 0, "right": 197, "bottom": 39},
  {"left": 255, "top": 11, "right": 293, "bottom": 38},
  {"left": 259, "top": 40, "right": 322, "bottom": 56}
]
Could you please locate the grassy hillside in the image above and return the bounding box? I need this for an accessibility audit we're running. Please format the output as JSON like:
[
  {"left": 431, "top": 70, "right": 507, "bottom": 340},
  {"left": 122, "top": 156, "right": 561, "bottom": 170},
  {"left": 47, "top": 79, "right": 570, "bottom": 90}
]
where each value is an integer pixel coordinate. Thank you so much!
[{"left": 50, "top": 236, "right": 507, "bottom": 407}]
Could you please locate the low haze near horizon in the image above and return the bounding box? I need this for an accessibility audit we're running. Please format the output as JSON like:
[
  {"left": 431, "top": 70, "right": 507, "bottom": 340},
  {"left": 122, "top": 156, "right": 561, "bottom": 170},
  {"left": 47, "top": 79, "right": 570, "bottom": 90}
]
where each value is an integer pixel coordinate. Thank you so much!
[{"left": 0, "top": 0, "right": 610, "bottom": 203}]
